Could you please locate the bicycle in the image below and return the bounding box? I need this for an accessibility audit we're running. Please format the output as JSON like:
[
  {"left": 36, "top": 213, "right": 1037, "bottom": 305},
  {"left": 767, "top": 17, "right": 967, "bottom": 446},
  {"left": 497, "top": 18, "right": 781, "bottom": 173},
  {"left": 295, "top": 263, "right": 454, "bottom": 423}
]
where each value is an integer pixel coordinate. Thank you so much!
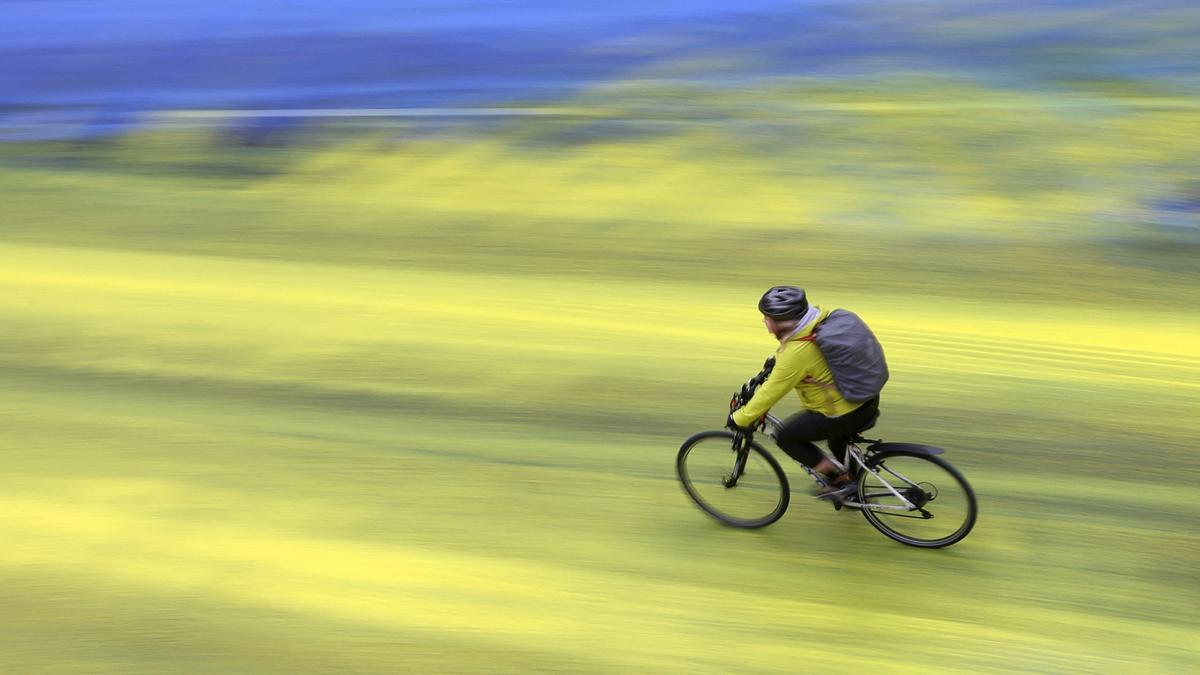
[{"left": 675, "top": 358, "right": 978, "bottom": 548}]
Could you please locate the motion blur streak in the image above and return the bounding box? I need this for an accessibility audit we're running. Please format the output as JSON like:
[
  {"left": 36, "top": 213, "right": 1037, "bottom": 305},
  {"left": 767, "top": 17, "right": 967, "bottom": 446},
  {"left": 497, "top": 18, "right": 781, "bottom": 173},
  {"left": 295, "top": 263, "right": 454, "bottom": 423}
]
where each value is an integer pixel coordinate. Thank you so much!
[{"left": 2, "top": 1, "right": 1198, "bottom": 673}]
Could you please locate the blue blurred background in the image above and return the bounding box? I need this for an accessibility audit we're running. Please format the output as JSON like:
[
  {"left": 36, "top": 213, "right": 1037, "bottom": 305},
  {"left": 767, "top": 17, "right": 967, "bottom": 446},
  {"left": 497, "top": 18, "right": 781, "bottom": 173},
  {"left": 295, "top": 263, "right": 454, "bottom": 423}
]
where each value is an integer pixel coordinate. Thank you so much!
[
  {"left": 7, "top": 0, "right": 785, "bottom": 137},
  {"left": 7, "top": 0, "right": 1197, "bottom": 138}
]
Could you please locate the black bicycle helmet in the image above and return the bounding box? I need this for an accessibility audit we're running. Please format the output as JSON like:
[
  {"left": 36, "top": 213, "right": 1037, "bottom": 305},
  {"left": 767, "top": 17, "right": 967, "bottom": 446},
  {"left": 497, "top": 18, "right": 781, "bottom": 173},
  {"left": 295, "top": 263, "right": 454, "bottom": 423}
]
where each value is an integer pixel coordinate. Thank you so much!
[{"left": 758, "top": 286, "right": 809, "bottom": 319}]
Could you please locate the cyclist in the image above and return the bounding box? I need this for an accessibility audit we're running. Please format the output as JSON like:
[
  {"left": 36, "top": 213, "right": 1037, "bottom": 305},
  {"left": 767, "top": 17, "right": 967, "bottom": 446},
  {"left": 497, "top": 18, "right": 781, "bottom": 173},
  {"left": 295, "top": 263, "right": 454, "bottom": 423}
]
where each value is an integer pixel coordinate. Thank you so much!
[{"left": 726, "top": 286, "right": 881, "bottom": 498}]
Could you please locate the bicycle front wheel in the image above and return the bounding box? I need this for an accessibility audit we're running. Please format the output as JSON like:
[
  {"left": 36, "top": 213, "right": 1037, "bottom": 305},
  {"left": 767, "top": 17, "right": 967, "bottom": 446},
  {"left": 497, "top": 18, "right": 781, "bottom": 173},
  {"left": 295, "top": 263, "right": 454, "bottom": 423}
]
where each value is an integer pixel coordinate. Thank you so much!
[
  {"left": 857, "top": 451, "right": 977, "bottom": 548},
  {"left": 676, "top": 430, "right": 790, "bottom": 528}
]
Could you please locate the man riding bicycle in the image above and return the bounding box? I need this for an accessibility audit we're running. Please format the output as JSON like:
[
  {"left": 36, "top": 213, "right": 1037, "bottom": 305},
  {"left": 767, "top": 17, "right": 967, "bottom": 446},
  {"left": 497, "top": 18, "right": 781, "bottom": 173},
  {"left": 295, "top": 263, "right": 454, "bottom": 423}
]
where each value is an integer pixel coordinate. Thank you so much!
[{"left": 726, "top": 286, "right": 881, "bottom": 499}]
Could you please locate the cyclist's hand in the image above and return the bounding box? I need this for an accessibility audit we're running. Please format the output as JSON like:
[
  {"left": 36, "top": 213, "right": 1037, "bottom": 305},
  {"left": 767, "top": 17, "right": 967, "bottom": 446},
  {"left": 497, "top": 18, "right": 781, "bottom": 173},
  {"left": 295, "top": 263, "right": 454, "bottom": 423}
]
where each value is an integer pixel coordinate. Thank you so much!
[{"left": 726, "top": 414, "right": 755, "bottom": 433}]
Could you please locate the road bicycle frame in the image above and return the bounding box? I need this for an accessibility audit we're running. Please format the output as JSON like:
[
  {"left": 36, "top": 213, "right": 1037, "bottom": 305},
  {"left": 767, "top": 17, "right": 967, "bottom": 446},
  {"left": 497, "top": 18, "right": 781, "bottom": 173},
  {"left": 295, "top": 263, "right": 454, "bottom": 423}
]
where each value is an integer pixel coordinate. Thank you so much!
[{"left": 759, "top": 412, "right": 923, "bottom": 513}]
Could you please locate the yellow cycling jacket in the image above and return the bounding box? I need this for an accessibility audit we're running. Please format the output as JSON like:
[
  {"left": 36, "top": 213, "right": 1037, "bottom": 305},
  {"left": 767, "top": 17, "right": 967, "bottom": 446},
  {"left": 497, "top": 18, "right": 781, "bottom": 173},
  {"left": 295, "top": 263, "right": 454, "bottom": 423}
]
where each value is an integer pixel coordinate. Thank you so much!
[{"left": 730, "top": 306, "right": 866, "bottom": 426}]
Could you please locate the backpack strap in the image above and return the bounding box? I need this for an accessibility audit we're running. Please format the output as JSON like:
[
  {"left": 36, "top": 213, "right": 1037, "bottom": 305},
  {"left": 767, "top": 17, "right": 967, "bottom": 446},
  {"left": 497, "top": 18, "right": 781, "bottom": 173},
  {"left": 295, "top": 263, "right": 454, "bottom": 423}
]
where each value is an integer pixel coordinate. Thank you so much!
[
  {"left": 798, "top": 332, "right": 837, "bottom": 412},
  {"left": 801, "top": 375, "right": 839, "bottom": 414}
]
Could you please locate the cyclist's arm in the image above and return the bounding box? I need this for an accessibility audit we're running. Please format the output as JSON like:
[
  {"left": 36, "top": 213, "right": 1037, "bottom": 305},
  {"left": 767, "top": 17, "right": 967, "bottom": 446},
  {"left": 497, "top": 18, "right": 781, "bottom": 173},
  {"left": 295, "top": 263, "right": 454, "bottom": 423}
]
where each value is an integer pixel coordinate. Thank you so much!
[{"left": 731, "top": 346, "right": 807, "bottom": 426}]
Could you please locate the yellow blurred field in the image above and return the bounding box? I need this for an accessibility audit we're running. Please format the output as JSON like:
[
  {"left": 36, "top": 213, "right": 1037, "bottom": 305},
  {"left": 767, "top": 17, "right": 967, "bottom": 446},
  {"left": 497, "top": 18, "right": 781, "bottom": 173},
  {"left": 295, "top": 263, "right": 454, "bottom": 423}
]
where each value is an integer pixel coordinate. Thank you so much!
[{"left": 2, "top": 105, "right": 1199, "bottom": 672}]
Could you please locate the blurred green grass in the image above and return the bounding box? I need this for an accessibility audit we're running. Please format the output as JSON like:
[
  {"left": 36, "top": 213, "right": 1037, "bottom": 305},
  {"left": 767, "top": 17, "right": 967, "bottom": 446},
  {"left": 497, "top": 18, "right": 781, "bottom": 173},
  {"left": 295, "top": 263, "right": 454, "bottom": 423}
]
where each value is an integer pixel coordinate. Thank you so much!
[{"left": 2, "top": 82, "right": 1199, "bottom": 672}]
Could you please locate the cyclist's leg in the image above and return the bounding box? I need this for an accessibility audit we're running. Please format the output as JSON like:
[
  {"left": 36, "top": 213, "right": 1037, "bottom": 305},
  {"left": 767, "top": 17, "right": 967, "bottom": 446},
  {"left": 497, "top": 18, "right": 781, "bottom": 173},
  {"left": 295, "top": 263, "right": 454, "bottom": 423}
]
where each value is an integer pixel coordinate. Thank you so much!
[
  {"left": 779, "top": 400, "right": 881, "bottom": 484},
  {"left": 826, "top": 399, "right": 880, "bottom": 465},
  {"left": 775, "top": 412, "right": 843, "bottom": 474}
]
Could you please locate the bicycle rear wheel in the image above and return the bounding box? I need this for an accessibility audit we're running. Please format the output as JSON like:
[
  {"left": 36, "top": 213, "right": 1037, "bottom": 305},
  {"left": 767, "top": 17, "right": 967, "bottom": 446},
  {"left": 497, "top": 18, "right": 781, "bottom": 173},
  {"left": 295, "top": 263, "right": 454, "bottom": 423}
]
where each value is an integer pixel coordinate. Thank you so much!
[
  {"left": 857, "top": 450, "right": 977, "bottom": 548},
  {"left": 676, "top": 430, "right": 789, "bottom": 528}
]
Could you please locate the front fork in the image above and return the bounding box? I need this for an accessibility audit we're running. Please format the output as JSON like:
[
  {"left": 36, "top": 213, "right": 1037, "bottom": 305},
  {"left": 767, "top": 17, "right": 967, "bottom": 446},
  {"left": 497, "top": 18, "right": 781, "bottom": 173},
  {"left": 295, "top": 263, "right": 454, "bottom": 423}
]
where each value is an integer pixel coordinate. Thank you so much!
[{"left": 723, "top": 433, "right": 751, "bottom": 488}]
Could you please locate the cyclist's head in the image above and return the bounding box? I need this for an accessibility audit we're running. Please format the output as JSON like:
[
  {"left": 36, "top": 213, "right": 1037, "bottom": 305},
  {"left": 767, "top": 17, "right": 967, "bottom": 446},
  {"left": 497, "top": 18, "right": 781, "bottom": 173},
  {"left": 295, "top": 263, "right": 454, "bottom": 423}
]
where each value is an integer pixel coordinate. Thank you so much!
[{"left": 758, "top": 286, "right": 809, "bottom": 320}]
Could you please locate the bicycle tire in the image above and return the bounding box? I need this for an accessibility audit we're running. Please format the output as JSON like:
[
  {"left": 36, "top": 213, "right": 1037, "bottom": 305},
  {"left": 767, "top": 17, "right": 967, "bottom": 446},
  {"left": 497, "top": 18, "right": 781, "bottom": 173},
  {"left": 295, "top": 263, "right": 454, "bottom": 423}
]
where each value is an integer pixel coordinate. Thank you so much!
[
  {"left": 856, "top": 450, "right": 977, "bottom": 548},
  {"left": 676, "top": 430, "right": 790, "bottom": 529}
]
